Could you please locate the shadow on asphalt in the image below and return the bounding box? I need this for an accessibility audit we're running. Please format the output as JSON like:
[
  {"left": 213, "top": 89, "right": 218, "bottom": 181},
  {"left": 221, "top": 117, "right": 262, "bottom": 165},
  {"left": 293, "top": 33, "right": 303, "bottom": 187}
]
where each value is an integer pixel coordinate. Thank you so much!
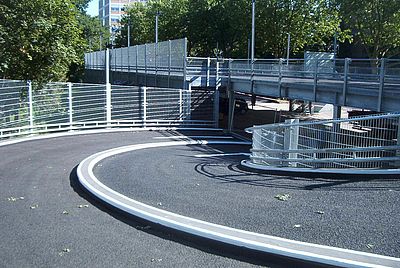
[
  {"left": 184, "top": 153, "right": 400, "bottom": 192},
  {"left": 69, "top": 165, "right": 333, "bottom": 268}
]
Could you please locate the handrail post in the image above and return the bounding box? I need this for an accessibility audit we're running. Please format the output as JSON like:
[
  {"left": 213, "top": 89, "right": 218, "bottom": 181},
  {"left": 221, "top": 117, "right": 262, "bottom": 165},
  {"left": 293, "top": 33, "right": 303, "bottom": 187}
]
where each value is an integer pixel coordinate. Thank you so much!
[
  {"left": 213, "top": 89, "right": 220, "bottom": 128},
  {"left": 155, "top": 42, "right": 158, "bottom": 87},
  {"left": 179, "top": 89, "right": 183, "bottom": 121},
  {"left": 144, "top": 44, "right": 148, "bottom": 86},
  {"left": 27, "top": 80, "right": 33, "bottom": 133},
  {"left": 135, "top": 45, "right": 138, "bottom": 84},
  {"left": 187, "top": 83, "right": 192, "bottom": 120},
  {"left": 313, "top": 59, "right": 318, "bottom": 102},
  {"left": 342, "top": 58, "right": 351, "bottom": 106},
  {"left": 216, "top": 61, "right": 220, "bottom": 91},
  {"left": 278, "top": 58, "right": 283, "bottom": 98},
  {"left": 378, "top": 58, "right": 386, "bottom": 112},
  {"left": 68, "top": 82, "right": 73, "bottom": 130},
  {"left": 183, "top": 38, "right": 188, "bottom": 90},
  {"left": 284, "top": 119, "right": 299, "bottom": 167},
  {"left": 106, "top": 83, "right": 112, "bottom": 127},
  {"left": 143, "top": 86, "right": 147, "bottom": 127},
  {"left": 168, "top": 40, "right": 171, "bottom": 88},
  {"left": 207, "top": 57, "right": 211, "bottom": 87}
]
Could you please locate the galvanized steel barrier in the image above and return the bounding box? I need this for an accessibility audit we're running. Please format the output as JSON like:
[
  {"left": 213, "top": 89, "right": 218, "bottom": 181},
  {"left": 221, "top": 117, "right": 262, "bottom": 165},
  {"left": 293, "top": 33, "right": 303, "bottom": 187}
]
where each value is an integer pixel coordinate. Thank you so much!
[
  {"left": 244, "top": 113, "right": 400, "bottom": 172},
  {"left": 0, "top": 79, "right": 217, "bottom": 140}
]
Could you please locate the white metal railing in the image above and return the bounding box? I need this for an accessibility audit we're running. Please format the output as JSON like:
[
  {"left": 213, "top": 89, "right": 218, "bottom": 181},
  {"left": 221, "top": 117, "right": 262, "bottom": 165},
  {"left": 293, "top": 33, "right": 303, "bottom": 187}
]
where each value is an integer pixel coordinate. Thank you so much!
[
  {"left": 0, "top": 79, "right": 217, "bottom": 140},
  {"left": 245, "top": 113, "right": 400, "bottom": 171}
]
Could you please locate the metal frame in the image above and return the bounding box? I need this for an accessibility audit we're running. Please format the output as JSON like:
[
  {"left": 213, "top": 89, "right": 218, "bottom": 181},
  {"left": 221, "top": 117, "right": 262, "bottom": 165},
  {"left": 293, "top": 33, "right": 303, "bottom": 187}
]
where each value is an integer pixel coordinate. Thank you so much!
[
  {"left": 0, "top": 79, "right": 217, "bottom": 141},
  {"left": 246, "top": 113, "right": 400, "bottom": 172}
]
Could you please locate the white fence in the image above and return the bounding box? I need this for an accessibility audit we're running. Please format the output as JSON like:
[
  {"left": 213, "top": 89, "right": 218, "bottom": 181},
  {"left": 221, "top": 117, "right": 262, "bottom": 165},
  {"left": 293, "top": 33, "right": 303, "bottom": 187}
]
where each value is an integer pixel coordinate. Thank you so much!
[
  {"left": 244, "top": 113, "right": 400, "bottom": 172},
  {"left": 0, "top": 79, "right": 217, "bottom": 140}
]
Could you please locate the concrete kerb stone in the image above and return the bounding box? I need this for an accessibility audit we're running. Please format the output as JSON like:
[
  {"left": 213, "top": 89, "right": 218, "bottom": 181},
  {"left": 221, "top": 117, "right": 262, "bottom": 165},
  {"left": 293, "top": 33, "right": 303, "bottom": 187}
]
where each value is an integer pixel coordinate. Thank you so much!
[{"left": 77, "top": 140, "right": 400, "bottom": 268}]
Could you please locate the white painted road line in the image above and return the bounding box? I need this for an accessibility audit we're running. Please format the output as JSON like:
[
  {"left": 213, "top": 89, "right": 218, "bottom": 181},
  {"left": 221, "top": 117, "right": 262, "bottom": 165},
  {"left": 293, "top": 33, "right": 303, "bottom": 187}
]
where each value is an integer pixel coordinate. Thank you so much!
[
  {"left": 194, "top": 153, "right": 251, "bottom": 158},
  {"left": 154, "top": 136, "right": 234, "bottom": 140},
  {"left": 77, "top": 140, "right": 400, "bottom": 268}
]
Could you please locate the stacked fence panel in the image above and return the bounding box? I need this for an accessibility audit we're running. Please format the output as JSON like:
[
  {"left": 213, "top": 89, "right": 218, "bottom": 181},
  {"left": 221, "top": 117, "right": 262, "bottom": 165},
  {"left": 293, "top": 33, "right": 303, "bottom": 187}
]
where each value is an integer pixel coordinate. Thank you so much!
[{"left": 249, "top": 113, "right": 400, "bottom": 170}]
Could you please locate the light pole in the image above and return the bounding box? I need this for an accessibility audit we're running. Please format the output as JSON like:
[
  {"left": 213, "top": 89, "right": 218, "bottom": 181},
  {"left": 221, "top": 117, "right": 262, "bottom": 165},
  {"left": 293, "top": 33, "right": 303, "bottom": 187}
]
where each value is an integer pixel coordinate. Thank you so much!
[
  {"left": 251, "top": 0, "right": 256, "bottom": 63},
  {"left": 287, "top": 33, "right": 291, "bottom": 66},
  {"left": 155, "top": 11, "right": 160, "bottom": 44},
  {"left": 127, "top": 19, "right": 131, "bottom": 47}
]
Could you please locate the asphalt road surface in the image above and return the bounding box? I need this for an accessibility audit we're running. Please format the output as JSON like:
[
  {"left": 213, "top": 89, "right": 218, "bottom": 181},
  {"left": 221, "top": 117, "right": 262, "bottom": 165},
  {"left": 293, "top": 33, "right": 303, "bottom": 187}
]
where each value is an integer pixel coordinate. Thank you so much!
[{"left": 1, "top": 130, "right": 399, "bottom": 267}]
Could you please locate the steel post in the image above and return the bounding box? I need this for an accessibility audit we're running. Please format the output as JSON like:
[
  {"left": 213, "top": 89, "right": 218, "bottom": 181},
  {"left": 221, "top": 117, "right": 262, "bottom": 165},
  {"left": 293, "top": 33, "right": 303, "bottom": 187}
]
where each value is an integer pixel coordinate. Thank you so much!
[
  {"left": 183, "top": 38, "right": 188, "bottom": 90},
  {"left": 342, "top": 58, "right": 351, "bottom": 106},
  {"left": 213, "top": 89, "right": 220, "bottom": 128},
  {"left": 284, "top": 119, "right": 299, "bottom": 167},
  {"left": 106, "top": 83, "right": 112, "bottom": 126},
  {"left": 68, "top": 82, "right": 73, "bottom": 129},
  {"left": 143, "top": 86, "right": 147, "bottom": 126},
  {"left": 378, "top": 58, "right": 386, "bottom": 112},
  {"left": 313, "top": 59, "right": 318, "bottom": 102},
  {"left": 27, "top": 81, "right": 33, "bottom": 132},
  {"left": 168, "top": 40, "right": 171, "bottom": 88},
  {"left": 179, "top": 89, "right": 183, "bottom": 121},
  {"left": 144, "top": 44, "right": 147, "bottom": 86}
]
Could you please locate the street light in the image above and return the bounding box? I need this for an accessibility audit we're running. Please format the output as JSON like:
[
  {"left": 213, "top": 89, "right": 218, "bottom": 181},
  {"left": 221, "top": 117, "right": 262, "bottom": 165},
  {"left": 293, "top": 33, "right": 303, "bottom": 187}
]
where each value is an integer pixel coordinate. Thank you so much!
[
  {"left": 286, "top": 33, "right": 291, "bottom": 66},
  {"left": 127, "top": 19, "right": 131, "bottom": 47},
  {"left": 251, "top": 0, "right": 256, "bottom": 63},
  {"left": 155, "top": 10, "right": 160, "bottom": 44}
]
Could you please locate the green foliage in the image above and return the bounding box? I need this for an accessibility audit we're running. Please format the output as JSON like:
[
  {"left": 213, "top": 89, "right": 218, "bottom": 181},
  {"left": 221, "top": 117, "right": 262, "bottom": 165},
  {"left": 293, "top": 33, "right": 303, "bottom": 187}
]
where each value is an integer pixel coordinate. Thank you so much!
[
  {"left": 119, "top": 0, "right": 349, "bottom": 58},
  {"left": 0, "top": 0, "right": 108, "bottom": 83},
  {"left": 0, "top": 0, "right": 84, "bottom": 82},
  {"left": 69, "top": 13, "right": 110, "bottom": 82},
  {"left": 337, "top": 0, "right": 400, "bottom": 58}
]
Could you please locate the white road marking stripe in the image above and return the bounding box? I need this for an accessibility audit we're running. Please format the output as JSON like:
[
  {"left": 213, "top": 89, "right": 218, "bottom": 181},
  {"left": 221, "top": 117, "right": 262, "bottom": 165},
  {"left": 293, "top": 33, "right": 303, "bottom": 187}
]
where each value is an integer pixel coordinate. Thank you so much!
[
  {"left": 154, "top": 136, "right": 234, "bottom": 140},
  {"left": 194, "top": 153, "right": 250, "bottom": 158}
]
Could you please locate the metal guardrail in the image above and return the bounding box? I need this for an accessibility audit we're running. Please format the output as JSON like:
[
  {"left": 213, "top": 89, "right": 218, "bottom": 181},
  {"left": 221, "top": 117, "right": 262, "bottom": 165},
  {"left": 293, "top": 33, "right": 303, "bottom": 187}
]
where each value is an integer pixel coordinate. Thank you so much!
[
  {"left": 0, "top": 79, "right": 217, "bottom": 140},
  {"left": 245, "top": 113, "right": 400, "bottom": 171}
]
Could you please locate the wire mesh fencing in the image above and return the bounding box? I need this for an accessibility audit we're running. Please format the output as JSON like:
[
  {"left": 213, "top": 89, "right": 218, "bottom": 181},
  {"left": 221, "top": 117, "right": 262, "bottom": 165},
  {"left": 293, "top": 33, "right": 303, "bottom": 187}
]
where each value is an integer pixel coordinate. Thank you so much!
[
  {"left": 0, "top": 79, "right": 217, "bottom": 140},
  {"left": 85, "top": 38, "right": 187, "bottom": 76},
  {"left": 248, "top": 113, "right": 400, "bottom": 170}
]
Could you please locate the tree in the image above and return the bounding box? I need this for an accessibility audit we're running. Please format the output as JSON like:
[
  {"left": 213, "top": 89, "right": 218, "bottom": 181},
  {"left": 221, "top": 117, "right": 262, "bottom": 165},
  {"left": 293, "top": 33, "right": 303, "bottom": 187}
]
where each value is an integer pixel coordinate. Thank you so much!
[
  {"left": 337, "top": 0, "right": 400, "bottom": 59},
  {"left": 0, "top": 0, "right": 84, "bottom": 82},
  {"left": 69, "top": 13, "right": 110, "bottom": 82},
  {"left": 116, "top": 0, "right": 349, "bottom": 59},
  {"left": 255, "top": 0, "right": 348, "bottom": 58},
  {"left": 118, "top": 0, "right": 188, "bottom": 47}
]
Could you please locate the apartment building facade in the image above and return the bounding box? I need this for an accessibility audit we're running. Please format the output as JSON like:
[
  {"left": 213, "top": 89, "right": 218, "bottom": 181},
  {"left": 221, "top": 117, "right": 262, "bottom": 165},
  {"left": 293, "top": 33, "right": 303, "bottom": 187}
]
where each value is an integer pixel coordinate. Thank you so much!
[{"left": 99, "top": 0, "right": 147, "bottom": 32}]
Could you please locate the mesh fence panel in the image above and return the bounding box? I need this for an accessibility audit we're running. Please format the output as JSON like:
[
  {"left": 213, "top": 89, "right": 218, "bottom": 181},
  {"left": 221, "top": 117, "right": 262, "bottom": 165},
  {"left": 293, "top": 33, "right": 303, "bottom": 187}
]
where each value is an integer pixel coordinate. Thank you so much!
[
  {"left": 72, "top": 84, "right": 107, "bottom": 122},
  {"left": 0, "top": 80, "right": 29, "bottom": 130},
  {"left": 32, "top": 83, "right": 69, "bottom": 125},
  {"left": 249, "top": 114, "right": 400, "bottom": 169}
]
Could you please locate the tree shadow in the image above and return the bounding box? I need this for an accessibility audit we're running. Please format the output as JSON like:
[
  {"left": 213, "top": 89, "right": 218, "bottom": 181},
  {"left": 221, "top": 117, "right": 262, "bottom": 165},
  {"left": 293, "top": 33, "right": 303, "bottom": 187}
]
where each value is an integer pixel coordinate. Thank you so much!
[{"left": 69, "top": 165, "right": 332, "bottom": 268}]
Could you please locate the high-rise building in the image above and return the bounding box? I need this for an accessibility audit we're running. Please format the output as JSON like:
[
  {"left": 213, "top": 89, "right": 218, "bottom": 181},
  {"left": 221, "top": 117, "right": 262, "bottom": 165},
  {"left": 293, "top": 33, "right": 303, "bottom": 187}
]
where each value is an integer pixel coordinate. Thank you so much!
[{"left": 99, "top": 0, "right": 147, "bottom": 32}]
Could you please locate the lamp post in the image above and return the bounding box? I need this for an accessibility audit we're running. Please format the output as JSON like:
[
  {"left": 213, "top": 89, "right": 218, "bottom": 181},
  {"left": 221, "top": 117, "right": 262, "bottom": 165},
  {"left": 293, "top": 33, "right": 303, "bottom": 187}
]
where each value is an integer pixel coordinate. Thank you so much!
[
  {"left": 127, "top": 19, "right": 131, "bottom": 47},
  {"left": 287, "top": 33, "right": 291, "bottom": 66},
  {"left": 251, "top": 0, "right": 256, "bottom": 63},
  {"left": 155, "top": 10, "right": 160, "bottom": 44}
]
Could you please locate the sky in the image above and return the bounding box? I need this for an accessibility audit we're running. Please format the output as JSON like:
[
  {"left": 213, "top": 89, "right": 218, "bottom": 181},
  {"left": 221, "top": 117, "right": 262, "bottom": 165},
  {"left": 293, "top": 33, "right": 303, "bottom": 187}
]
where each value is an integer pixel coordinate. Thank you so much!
[{"left": 87, "top": 0, "right": 98, "bottom": 17}]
